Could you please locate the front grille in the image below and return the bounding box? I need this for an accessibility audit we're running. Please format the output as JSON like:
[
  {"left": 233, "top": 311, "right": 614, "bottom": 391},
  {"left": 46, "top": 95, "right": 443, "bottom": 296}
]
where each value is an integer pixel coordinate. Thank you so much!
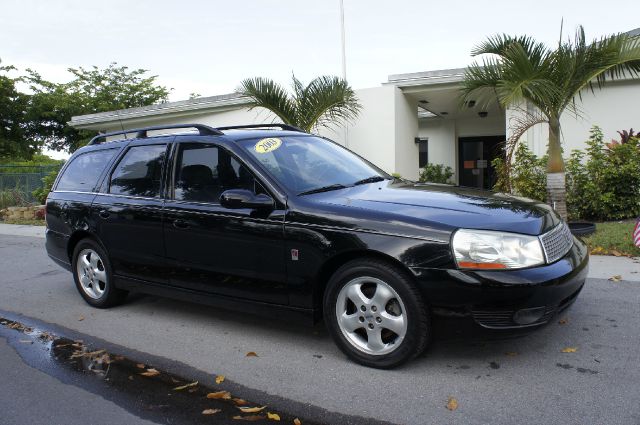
[
  {"left": 472, "top": 306, "right": 556, "bottom": 329},
  {"left": 540, "top": 222, "right": 574, "bottom": 264}
]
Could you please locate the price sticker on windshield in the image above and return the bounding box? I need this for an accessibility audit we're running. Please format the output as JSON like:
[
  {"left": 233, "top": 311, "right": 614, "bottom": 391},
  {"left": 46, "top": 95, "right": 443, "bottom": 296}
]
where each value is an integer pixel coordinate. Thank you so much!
[{"left": 255, "top": 137, "right": 282, "bottom": 154}]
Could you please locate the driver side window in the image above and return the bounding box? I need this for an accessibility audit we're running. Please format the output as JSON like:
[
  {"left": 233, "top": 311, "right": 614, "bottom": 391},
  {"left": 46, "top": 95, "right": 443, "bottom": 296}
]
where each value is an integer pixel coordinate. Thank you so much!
[{"left": 174, "top": 144, "right": 258, "bottom": 203}]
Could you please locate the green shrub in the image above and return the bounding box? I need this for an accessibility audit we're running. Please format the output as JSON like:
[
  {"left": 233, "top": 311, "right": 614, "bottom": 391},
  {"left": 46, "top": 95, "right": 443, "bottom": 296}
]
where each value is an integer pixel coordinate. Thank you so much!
[
  {"left": 566, "top": 126, "right": 640, "bottom": 220},
  {"left": 0, "top": 189, "right": 29, "bottom": 209},
  {"left": 492, "top": 143, "right": 547, "bottom": 202},
  {"left": 419, "top": 163, "right": 454, "bottom": 184},
  {"left": 32, "top": 169, "right": 59, "bottom": 204}
]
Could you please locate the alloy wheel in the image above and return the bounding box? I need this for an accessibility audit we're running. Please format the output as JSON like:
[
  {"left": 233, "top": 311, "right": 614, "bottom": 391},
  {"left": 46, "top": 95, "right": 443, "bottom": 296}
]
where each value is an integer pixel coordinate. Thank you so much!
[
  {"left": 335, "top": 276, "right": 408, "bottom": 356},
  {"left": 75, "top": 248, "right": 108, "bottom": 299}
]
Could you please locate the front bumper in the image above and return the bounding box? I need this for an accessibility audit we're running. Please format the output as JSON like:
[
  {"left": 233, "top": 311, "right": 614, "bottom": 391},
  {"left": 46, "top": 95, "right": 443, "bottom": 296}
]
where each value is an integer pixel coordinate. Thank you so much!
[{"left": 411, "top": 236, "right": 589, "bottom": 329}]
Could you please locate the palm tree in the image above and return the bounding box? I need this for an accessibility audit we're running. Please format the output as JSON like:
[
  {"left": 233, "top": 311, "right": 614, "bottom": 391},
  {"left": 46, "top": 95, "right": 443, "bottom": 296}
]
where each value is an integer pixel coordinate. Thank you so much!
[
  {"left": 461, "top": 26, "right": 640, "bottom": 220},
  {"left": 238, "top": 75, "right": 361, "bottom": 133}
]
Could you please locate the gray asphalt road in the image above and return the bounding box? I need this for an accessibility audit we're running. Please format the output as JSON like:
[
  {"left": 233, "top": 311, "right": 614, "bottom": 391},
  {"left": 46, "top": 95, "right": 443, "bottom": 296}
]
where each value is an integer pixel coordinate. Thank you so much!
[{"left": 1, "top": 233, "right": 639, "bottom": 425}]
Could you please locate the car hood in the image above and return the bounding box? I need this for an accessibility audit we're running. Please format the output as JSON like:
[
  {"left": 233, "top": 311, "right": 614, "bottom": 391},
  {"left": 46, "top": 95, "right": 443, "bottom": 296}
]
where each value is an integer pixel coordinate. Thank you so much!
[{"left": 313, "top": 180, "right": 560, "bottom": 236}]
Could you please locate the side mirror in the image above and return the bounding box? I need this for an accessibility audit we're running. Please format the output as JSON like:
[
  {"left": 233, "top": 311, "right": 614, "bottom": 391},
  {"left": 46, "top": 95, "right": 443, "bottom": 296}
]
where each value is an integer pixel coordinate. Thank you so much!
[{"left": 219, "top": 189, "right": 274, "bottom": 210}]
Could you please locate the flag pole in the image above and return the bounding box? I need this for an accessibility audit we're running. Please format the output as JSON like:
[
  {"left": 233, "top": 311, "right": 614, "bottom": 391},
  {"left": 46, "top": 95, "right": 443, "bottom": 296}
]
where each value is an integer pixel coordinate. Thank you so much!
[{"left": 339, "top": 0, "right": 349, "bottom": 148}]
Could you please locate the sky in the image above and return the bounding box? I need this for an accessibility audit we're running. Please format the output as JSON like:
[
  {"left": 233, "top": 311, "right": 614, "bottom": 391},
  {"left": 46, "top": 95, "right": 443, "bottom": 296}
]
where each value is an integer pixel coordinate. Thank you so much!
[{"left": 2, "top": 0, "right": 639, "bottom": 103}]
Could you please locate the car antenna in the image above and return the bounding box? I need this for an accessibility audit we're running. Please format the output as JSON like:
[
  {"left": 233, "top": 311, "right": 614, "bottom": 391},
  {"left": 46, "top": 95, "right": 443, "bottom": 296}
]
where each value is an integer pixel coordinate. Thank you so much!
[{"left": 117, "top": 110, "right": 128, "bottom": 139}]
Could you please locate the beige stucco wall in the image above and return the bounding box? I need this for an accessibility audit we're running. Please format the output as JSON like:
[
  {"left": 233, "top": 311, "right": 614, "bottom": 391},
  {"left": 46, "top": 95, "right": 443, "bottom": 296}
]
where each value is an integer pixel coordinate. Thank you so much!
[
  {"left": 103, "top": 106, "right": 277, "bottom": 140},
  {"left": 394, "top": 89, "right": 420, "bottom": 180},
  {"left": 318, "top": 86, "right": 398, "bottom": 176},
  {"left": 418, "top": 119, "right": 456, "bottom": 171},
  {"left": 508, "top": 79, "right": 640, "bottom": 158}
]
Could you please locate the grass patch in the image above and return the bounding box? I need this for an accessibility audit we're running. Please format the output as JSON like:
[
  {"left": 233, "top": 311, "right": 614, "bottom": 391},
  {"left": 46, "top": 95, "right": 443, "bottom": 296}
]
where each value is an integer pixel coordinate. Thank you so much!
[
  {"left": 1, "top": 218, "right": 45, "bottom": 226},
  {"left": 583, "top": 220, "right": 640, "bottom": 257}
]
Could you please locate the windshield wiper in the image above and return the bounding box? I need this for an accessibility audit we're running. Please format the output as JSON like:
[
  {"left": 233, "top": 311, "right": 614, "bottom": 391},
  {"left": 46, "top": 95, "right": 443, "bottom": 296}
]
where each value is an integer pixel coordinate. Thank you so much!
[
  {"left": 298, "top": 184, "right": 348, "bottom": 196},
  {"left": 353, "top": 175, "right": 387, "bottom": 186}
]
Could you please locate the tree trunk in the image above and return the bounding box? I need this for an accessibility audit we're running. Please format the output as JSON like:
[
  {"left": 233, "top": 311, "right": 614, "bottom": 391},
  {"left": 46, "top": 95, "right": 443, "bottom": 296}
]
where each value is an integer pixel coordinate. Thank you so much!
[{"left": 546, "top": 117, "right": 568, "bottom": 221}]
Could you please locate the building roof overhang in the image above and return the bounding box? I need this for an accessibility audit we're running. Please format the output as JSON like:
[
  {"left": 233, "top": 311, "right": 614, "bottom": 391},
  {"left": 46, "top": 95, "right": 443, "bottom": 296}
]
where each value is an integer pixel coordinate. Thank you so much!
[{"left": 69, "top": 92, "right": 251, "bottom": 129}]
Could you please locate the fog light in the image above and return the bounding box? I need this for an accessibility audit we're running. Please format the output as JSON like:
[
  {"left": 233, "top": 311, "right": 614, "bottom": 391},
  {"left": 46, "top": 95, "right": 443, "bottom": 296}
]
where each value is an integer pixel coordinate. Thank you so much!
[{"left": 513, "top": 307, "right": 546, "bottom": 325}]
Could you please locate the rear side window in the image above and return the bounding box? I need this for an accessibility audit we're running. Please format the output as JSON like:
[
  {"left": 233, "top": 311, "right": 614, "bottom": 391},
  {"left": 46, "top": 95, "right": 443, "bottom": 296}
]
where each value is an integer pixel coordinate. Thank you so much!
[
  {"left": 56, "top": 149, "right": 117, "bottom": 192},
  {"left": 109, "top": 145, "right": 167, "bottom": 198}
]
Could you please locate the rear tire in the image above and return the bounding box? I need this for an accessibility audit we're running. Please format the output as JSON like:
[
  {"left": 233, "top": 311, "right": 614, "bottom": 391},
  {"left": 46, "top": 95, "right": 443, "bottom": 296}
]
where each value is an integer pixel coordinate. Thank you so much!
[
  {"left": 323, "top": 258, "right": 429, "bottom": 368},
  {"left": 72, "top": 239, "right": 127, "bottom": 308}
]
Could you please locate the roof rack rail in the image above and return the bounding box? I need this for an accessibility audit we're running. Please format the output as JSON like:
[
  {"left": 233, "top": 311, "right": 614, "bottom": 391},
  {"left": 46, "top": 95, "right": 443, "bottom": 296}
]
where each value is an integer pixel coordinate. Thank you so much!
[
  {"left": 216, "top": 123, "right": 304, "bottom": 132},
  {"left": 88, "top": 124, "right": 223, "bottom": 145}
]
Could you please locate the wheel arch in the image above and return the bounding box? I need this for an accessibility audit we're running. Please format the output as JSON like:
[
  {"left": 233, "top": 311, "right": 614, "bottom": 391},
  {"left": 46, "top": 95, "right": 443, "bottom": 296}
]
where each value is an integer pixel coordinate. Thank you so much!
[
  {"left": 67, "top": 230, "right": 106, "bottom": 262},
  {"left": 314, "top": 249, "right": 417, "bottom": 314}
]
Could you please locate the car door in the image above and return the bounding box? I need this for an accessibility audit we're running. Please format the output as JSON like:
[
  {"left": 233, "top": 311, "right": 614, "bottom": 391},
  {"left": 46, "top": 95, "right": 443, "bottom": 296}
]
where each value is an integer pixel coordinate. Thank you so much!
[
  {"left": 163, "top": 141, "right": 288, "bottom": 304},
  {"left": 92, "top": 140, "right": 171, "bottom": 284}
]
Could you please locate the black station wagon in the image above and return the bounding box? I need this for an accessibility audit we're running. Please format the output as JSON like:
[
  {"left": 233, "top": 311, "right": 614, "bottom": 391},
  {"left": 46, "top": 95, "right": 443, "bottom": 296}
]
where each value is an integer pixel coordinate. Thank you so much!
[{"left": 45, "top": 123, "right": 589, "bottom": 368}]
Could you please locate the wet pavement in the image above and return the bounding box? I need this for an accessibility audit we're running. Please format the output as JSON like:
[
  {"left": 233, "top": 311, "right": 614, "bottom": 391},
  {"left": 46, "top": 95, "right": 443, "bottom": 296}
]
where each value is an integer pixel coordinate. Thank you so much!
[
  {"left": 0, "top": 316, "right": 326, "bottom": 425},
  {"left": 1, "top": 233, "right": 640, "bottom": 424}
]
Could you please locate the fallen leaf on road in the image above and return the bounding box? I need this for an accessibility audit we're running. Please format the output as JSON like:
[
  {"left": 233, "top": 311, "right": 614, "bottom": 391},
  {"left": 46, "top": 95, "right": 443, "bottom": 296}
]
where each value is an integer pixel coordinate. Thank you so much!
[
  {"left": 173, "top": 381, "right": 198, "bottom": 391},
  {"left": 215, "top": 375, "right": 225, "bottom": 384},
  {"left": 207, "top": 391, "right": 231, "bottom": 399},
  {"left": 609, "top": 275, "right": 622, "bottom": 282},
  {"left": 233, "top": 398, "right": 249, "bottom": 406},
  {"left": 561, "top": 347, "right": 577, "bottom": 353},
  {"left": 70, "top": 349, "right": 106, "bottom": 359},
  {"left": 505, "top": 351, "right": 518, "bottom": 357},
  {"left": 591, "top": 246, "right": 605, "bottom": 255},
  {"left": 140, "top": 368, "right": 160, "bottom": 377},
  {"left": 611, "top": 250, "right": 623, "bottom": 257},
  {"left": 78, "top": 315, "right": 85, "bottom": 321},
  {"left": 136, "top": 363, "right": 145, "bottom": 369},
  {"left": 558, "top": 318, "right": 568, "bottom": 325},
  {"left": 446, "top": 397, "right": 458, "bottom": 411},
  {"left": 267, "top": 412, "right": 280, "bottom": 421},
  {"left": 202, "top": 409, "right": 221, "bottom": 415},
  {"left": 294, "top": 419, "right": 302, "bottom": 425},
  {"left": 232, "top": 415, "right": 264, "bottom": 421},
  {"left": 237, "top": 406, "right": 266, "bottom": 413},
  {"left": 128, "top": 375, "right": 134, "bottom": 381},
  {"left": 246, "top": 352, "right": 258, "bottom": 357}
]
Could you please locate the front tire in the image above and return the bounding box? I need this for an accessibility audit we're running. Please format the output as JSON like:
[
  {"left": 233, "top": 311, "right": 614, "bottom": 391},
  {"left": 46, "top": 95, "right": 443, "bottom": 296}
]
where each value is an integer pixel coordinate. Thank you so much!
[
  {"left": 72, "top": 239, "right": 127, "bottom": 308},
  {"left": 323, "top": 258, "right": 430, "bottom": 368}
]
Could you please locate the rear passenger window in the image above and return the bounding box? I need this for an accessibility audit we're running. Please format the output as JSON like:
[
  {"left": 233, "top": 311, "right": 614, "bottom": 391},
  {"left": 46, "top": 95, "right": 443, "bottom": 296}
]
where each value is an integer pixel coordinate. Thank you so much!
[
  {"left": 109, "top": 145, "right": 167, "bottom": 198},
  {"left": 56, "top": 149, "right": 117, "bottom": 192},
  {"left": 174, "top": 144, "right": 256, "bottom": 203}
]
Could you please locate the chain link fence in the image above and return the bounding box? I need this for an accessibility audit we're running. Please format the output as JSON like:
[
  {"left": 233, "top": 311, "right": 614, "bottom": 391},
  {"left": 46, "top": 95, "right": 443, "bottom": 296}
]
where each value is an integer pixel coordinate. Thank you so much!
[{"left": 0, "top": 165, "right": 62, "bottom": 203}]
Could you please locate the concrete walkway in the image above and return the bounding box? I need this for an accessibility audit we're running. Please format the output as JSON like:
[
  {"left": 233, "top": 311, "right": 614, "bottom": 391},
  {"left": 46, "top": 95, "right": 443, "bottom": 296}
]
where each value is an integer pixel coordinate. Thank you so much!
[
  {"left": 0, "top": 223, "right": 45, "bottom": 238},
  {"left": 0, "top": 223, "right": 638, "bottom": 281}
]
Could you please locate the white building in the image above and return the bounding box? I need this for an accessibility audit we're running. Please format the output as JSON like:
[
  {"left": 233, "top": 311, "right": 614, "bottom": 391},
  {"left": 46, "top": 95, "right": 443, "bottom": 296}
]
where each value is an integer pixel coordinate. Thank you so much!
[{"left": 71, "top": 63, "right": 640, "bottom": 189}]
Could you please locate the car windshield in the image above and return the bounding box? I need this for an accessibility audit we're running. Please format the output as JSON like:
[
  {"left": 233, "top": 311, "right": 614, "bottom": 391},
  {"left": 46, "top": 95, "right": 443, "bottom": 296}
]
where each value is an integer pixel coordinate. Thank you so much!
[{"left": 238, "top": 135, "right": 389, "bottom": 195}]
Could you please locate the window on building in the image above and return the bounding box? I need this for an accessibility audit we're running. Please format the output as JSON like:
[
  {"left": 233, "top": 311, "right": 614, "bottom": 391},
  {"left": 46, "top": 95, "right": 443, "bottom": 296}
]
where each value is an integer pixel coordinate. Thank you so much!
[
  {"left": 416, "top": 138, "right": 428, "bottom": 168},
  {"left": 174, "top": 144, "right": 256, "bottom": 203},
  {"left": 56, "top": 149, "right": 118, "bottom": 192},
  {"left": 109, "top": 144, "right": 167, "bottom": 198}
]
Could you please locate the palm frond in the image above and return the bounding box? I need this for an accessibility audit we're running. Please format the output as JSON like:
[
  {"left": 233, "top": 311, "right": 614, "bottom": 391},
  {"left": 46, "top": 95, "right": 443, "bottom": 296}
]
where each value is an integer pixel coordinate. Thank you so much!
[
  {"left": 297, "top": 76, "right": 361, "bottom": 132},
  {"left": 472, "top": 34, "right": 549, "bottom": 62},
  {"left": 553, "top": 27, "right": 640, "bottom": 114},
  {"left": 238, "top": 77, "right": 297, "bottom": 126}
]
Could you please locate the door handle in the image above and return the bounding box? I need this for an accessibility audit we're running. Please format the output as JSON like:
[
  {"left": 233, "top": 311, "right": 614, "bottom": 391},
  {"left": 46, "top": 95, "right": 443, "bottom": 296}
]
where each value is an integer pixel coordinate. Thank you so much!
[
  {"left": 173, "top": 219, "right": 190, "bottom": 229},
  {"left": 98, "top": 210, "right": 110, "bottom": 219}
]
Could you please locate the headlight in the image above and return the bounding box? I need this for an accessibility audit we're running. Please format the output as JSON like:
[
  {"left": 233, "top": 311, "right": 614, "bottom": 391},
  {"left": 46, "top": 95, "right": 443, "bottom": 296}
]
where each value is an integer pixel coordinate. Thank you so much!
[{"left": 452, "top": 229, "right": 545, "bottom": 270}]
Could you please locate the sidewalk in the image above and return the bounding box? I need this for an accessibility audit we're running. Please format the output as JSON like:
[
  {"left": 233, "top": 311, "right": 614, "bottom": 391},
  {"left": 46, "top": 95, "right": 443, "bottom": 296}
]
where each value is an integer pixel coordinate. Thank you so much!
[
  {"left": 0, "top": 223, "right": 638, "bottom": 281},
  {"left": 0, "top": 223, "right": 45, "bottom": 238}
]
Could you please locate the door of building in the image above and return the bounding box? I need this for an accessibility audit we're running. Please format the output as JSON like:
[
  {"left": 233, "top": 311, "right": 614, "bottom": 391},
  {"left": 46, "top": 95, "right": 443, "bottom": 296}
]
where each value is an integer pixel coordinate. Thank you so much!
[{"left": 458, "top": 136, "right": 505, "bottom": 190}]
